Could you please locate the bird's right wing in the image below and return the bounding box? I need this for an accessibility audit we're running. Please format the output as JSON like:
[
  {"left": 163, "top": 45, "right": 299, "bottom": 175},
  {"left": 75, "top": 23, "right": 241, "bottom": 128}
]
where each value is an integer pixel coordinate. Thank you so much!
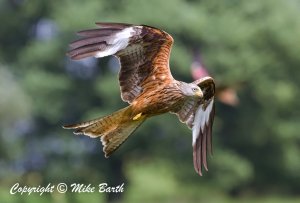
[{"left": 67, "top": 22, "right": 174, "bottom": 104}]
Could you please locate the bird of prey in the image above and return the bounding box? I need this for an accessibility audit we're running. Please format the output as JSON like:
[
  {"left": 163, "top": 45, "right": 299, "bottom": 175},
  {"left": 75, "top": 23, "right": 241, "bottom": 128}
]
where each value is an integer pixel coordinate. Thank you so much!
[{"left": 63, "top": 23, "right": 215, "bottom": 176}]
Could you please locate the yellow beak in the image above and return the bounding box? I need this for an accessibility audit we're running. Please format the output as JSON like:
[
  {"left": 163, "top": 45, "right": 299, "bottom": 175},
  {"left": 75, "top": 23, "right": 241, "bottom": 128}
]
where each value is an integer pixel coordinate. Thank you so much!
[{"left": 195, "top": 89, "right": 203, "bottom": 98}]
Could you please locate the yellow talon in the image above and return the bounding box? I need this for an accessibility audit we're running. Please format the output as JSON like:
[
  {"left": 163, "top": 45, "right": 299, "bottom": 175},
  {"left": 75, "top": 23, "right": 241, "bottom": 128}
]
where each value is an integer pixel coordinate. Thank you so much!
[{"left": 133, "top": 113, "right": 142, "bottom": 121}]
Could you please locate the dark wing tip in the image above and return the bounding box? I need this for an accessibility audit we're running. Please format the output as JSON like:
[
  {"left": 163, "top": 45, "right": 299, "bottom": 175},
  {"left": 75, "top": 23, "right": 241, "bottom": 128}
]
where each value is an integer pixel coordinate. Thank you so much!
[
  {"left": 192, "top": 99, "right": 215, "bottom": 176},
  {"left": 66, "top": 41, "right": 106, "bottom": 60},
  {"left": 95, "top": 22, "right": 133, "bottom": 29},
  {"left": 193, "top": 135, "right": 203, "bottom": 176},
  {"left": 193, "top": 130, "right": 210, "bottom": 176}
]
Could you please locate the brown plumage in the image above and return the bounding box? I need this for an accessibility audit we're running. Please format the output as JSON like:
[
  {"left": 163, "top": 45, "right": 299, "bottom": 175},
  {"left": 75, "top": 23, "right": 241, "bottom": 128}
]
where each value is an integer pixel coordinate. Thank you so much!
[{"left": 63, "top": 23, "right": 215, "bottom": 176}]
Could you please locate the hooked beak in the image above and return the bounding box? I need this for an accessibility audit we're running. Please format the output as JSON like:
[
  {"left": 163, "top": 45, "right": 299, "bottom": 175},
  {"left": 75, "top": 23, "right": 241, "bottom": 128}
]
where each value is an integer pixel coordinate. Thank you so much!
[{"left": 195, "top": 89, "right": 203, "bottom": 98}]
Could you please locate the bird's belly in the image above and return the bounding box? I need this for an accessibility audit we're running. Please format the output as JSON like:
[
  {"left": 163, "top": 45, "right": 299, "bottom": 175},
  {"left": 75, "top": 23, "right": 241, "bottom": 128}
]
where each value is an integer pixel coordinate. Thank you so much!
[{"left": 131, "top": 89, "right": 185, "bottom": 117}]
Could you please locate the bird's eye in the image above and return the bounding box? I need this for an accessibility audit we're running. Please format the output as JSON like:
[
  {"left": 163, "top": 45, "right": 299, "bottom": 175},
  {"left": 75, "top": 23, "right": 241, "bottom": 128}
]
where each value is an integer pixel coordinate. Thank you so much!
[{"left": 192, "top": 88, "right": 198, "bottom": 92}]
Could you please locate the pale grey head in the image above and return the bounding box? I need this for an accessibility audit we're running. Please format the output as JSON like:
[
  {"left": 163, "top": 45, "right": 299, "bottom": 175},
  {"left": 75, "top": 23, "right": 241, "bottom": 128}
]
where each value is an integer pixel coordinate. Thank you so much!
[{"left": 179, "top": 82, "right": 203, "bottom": 98}]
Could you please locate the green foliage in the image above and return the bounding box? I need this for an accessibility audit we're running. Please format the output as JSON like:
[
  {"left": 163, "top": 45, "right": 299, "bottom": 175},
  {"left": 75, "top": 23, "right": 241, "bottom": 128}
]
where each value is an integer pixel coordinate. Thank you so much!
[{"left": 0, "top": 0, "right": 300, "bottom": 202}]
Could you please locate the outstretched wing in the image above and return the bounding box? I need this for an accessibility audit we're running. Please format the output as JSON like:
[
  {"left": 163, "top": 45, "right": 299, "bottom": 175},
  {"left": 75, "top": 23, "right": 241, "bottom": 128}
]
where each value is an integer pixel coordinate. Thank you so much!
[
  {"left": 173, "top": 76, "right": 215, "bottom": 176},
  {"left": 67, "top": 22, "right": 174, "bottom": 103}
]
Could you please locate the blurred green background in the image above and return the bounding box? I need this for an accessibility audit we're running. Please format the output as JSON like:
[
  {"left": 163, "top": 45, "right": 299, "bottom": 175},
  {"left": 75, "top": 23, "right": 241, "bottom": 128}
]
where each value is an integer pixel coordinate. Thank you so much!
[{"left": 0, "top": 0, "right": 300, "bottom": 202}]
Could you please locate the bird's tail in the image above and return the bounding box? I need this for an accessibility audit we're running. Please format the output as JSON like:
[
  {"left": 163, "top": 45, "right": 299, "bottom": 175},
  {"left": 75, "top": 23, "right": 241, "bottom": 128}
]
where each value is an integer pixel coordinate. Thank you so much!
[{"left": 63, "top": 106, "right": 146, "bottom": 157}]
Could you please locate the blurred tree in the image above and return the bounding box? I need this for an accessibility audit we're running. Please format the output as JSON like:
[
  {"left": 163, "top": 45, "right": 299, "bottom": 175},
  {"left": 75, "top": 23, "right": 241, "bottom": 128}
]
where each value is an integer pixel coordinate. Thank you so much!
[{"left": 0, "top": 0, "right": 300, "bottom": 202}]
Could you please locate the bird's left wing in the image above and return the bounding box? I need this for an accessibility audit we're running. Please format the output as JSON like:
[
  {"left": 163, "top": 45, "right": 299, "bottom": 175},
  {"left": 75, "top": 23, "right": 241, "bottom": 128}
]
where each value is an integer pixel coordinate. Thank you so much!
[{"left": 173, "top": 76, "right": 215, "bottom": 176}]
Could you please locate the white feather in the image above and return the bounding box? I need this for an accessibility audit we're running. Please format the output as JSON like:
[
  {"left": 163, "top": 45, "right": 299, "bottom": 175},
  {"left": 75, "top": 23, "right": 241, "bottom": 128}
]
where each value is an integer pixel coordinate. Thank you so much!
[
  {"left": 95, "top": 27, "right": 140, "bottom": 58},
  {"left": 192, "top": 100, "right": 214, "bottom": 145}
]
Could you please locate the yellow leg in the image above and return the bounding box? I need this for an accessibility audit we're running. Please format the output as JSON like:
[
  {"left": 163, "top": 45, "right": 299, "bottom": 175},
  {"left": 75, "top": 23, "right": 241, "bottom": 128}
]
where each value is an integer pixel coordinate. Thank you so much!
[{"left": 133, "top": 113, "right": 143, "bottom": 121}]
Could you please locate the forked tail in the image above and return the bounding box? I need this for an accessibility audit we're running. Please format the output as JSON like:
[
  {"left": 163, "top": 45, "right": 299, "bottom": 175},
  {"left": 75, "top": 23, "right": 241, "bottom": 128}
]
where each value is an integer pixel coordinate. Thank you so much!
[{"left": 63, "top": 106, "right": 146, "bottom": 157}]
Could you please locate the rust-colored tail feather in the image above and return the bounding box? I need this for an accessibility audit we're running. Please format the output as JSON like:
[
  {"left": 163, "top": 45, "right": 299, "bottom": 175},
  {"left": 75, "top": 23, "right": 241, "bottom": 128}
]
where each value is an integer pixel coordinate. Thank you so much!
[
  {"left": 63, "top": 106, "right": 146, "bottom": 157},
  {"left": 101, "top": 118, "right": 145, "bottom": 157}
]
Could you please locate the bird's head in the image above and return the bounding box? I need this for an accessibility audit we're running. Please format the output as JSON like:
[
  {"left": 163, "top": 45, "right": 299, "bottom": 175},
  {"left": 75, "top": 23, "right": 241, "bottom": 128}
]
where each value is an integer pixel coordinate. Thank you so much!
[{"left": 180, "top": 82, "right": 203, "bottom": 98}]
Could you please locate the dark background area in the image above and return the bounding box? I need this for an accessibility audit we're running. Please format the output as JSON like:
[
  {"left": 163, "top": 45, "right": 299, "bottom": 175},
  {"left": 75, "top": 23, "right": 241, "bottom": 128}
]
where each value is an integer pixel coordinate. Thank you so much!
[{"left": 0, "top": 0, "right": 299, "bottom": 202}]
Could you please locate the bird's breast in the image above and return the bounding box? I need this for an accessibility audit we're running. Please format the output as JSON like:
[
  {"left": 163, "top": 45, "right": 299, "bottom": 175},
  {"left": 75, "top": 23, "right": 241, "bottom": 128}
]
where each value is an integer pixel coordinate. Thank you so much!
[{"left": 131, "top": 84, "right": 185, "bottom": 117}]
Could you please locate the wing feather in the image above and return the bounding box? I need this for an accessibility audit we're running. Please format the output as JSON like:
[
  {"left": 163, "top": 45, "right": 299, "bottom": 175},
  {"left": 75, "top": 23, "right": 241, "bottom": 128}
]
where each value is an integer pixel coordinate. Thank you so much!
[
  {"left": 67, "top": 22, "right": 174, "bottom": 103},
  {"left": 192, "top": 76, "right": 215, "bottom": 175},
  {"left": 192, "top": 99, "right": 214, "bottom": 175},
  {"left": 172, "top": 76, "right": 215, "bottom": 176}
]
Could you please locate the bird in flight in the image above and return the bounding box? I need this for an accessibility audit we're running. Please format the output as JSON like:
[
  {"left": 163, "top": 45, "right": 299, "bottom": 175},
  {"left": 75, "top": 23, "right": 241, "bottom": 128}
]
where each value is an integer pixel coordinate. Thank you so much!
[{"left": 63, "top": 23, "right": 215, "bottom": 176}]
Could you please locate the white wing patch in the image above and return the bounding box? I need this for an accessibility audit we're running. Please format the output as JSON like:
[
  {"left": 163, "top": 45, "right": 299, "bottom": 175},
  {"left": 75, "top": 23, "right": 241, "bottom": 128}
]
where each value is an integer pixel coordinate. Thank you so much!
[
  {"left": 192, "top": 99, "right": 214, "bottom": 145},
  {"left": 95, "top": 27, "right": 141, "bottom": 58}
]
